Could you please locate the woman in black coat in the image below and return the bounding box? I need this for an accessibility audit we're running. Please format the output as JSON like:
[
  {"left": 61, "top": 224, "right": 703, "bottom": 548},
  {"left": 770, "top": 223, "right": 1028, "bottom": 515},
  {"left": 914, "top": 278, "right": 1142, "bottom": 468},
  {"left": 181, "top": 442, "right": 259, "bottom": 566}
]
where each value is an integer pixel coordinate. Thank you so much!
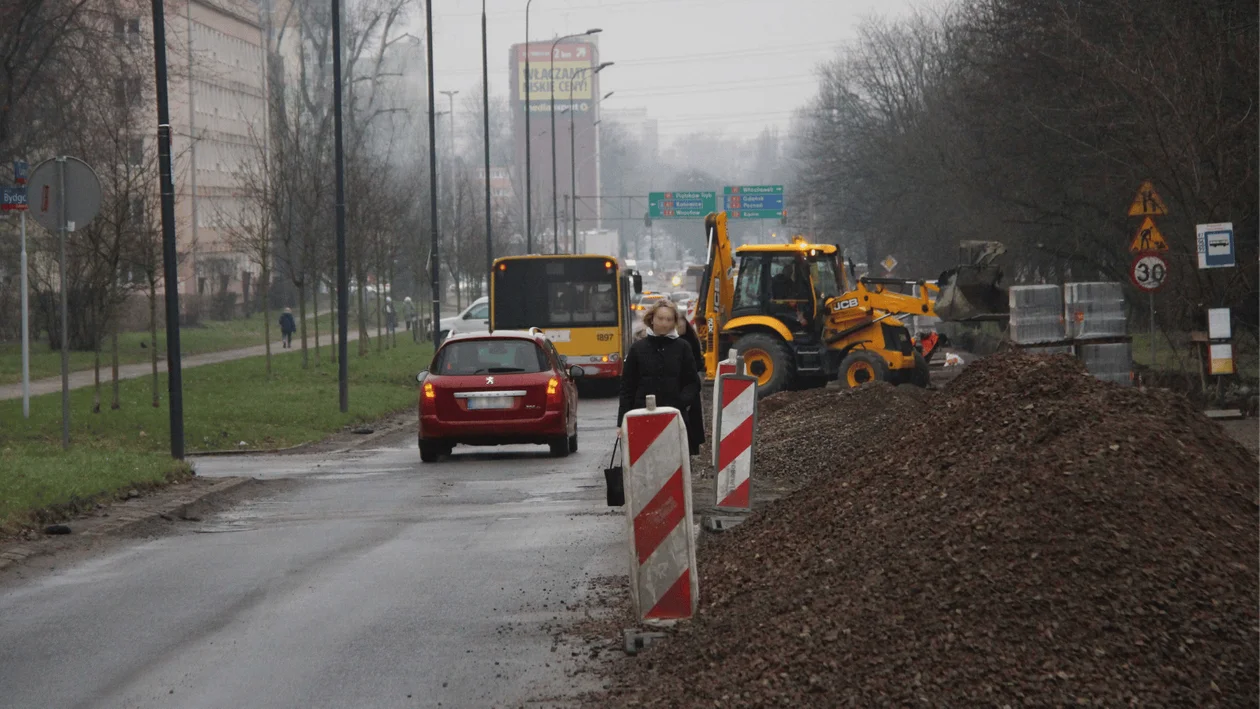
[{"left": 618, "top": 300, "right": 704, "bottom": 456}]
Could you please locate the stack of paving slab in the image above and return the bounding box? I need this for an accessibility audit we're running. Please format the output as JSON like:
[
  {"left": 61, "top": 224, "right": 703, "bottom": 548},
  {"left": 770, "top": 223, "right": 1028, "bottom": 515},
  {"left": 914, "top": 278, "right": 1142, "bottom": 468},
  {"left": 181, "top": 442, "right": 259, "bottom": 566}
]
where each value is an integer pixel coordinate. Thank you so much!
[
  {"left": 1064, "top": 282, "right": 1132, "bottom": 386},
  {"left": 1008, "top": 283, "right": 1132, "bottom": 386},
  {"left": 1009, "top": 285, "right": 1069, "bottom": 352}
]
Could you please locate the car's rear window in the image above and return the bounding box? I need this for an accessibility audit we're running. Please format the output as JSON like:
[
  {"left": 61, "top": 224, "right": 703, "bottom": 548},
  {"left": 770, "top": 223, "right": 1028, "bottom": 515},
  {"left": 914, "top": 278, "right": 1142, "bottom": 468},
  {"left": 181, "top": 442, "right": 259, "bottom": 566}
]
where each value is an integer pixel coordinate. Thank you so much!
[{"left": 432, "top": 339, "right": 548, "bottom": 375}]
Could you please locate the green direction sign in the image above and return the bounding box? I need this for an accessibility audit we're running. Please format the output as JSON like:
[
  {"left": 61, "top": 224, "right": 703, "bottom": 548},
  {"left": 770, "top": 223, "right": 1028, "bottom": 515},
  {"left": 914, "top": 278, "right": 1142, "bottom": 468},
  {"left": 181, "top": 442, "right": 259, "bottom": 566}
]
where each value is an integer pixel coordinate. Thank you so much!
[{"left": 649, "top": 191, "right": 717, "bottom": 219}]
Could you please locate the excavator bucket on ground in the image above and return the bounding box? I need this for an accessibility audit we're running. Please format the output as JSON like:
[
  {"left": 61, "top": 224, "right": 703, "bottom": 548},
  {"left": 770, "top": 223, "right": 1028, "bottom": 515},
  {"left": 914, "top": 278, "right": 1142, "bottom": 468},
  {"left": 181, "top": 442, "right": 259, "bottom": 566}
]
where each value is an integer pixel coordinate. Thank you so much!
[{"left": 934, "top": 241, "right": 1009, "bottom": 321}]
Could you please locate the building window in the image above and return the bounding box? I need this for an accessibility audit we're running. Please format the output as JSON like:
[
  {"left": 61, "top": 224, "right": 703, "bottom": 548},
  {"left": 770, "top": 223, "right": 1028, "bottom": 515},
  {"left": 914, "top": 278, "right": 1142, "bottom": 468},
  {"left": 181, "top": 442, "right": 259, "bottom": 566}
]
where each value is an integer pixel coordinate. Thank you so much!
[
  {"left": 128, "top": 138, "right": 144, "bottom": 166},
  {"left": 114, "top": 77, "right": 142, "bottom": 107},
  {"left": 115, "top": 17, "right": 141, "bottom": 42}
]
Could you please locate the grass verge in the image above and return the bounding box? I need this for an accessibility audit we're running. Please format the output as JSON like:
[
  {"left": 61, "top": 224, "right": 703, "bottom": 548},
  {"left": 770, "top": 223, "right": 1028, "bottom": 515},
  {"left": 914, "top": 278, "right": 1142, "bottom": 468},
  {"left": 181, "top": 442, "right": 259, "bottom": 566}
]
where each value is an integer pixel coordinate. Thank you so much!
[
  {"left": 0, "top": 315, "right": 307, "bottom": 385},
  {"left": 0, "top": 341, "right": 432, "bottom": 529}
]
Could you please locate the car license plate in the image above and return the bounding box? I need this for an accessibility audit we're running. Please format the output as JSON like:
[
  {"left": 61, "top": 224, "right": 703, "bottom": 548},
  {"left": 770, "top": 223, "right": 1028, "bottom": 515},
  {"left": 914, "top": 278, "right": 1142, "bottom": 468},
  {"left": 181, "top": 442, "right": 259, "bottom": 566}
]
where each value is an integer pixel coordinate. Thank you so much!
[{"left": 467, "top": 395, "right": 514, "bottom": 410}]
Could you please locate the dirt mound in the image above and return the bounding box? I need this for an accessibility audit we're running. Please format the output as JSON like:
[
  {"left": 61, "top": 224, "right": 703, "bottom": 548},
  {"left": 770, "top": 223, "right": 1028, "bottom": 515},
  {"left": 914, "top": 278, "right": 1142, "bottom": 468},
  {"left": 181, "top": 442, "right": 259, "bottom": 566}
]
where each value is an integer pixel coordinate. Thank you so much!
[
  {"left": 751, "top": 382, "right": 928, "bottom": 486},
  {"left": 594, "top": 352, "right": 1259, "bottom": 708},
  {"left": 693, "top": 383, "right": 925, "bottom": 488}
]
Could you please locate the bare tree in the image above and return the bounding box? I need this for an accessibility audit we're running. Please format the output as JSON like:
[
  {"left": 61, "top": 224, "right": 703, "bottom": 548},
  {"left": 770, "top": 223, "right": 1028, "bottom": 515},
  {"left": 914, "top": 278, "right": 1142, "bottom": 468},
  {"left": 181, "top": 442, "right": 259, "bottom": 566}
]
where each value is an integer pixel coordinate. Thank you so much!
[{"left": 216, "top": 123, "right": 277, "bottom": 376}]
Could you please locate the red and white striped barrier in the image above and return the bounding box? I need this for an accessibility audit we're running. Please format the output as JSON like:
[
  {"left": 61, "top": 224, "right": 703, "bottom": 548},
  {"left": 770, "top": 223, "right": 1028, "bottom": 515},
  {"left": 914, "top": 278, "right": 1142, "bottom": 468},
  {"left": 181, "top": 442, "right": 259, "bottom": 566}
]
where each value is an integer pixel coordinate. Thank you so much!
[
  {"left": 711, "top": 350, "right": 740, "bottom": 470},
  {"left": 621, "top": 396, "right": 699, "bottom": 621},
  {"left": 714, "top": 369, "right": 757, "bottom": 509}
]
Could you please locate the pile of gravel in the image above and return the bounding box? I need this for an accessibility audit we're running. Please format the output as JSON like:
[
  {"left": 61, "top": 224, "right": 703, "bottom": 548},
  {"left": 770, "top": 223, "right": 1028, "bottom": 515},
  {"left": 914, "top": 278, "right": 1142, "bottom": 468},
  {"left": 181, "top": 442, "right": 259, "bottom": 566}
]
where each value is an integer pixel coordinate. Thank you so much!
[{"left": 594, "top": 353, "right": 1259, "bottom": 707}]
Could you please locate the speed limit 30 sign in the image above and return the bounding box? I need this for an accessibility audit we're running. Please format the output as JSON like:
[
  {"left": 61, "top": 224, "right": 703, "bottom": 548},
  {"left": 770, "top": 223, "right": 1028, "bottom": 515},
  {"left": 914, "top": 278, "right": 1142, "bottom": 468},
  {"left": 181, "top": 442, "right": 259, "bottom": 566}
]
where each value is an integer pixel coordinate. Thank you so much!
[{"left": 1130, "top": 252, "right": 1168, "bottom": 292}]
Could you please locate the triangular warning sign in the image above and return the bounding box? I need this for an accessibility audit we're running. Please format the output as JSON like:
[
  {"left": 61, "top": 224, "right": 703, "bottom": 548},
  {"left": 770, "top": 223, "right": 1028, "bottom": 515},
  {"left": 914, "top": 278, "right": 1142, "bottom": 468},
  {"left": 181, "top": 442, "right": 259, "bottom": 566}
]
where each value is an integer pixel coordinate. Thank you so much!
[
  {"left": 1127, "top": 180, "right": 1168, "bottom": 216},
  {"left": 1129, "top": 216, "right": 1169, "bottom": 252}
]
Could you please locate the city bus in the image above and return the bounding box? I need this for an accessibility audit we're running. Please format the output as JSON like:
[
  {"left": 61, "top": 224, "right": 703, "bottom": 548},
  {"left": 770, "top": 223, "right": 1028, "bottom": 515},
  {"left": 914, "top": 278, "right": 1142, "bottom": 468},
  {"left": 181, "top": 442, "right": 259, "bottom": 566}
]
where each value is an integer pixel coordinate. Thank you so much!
[{"left": 489, "top": 254, "right": 640, "bottom": 382}]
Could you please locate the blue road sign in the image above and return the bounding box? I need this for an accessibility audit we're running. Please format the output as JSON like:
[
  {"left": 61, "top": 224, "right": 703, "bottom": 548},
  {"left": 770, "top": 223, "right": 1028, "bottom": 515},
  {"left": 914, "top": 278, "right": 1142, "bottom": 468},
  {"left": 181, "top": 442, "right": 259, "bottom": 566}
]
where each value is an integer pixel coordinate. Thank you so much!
[
  {"left": 1, "top": 186, "right": 28, "bottom": 211},
  {"left": 1196, "top": 222, "right": 1235, "bottom": 269},
  {"left": 723, "top": 185, "right": 783, "bottom": 195},
  {"left": 13, "top": 161, "right": 28, "bottom": 185},
  {"left": 723, "top": 185, "right": 784, "bottom": 219},
  {"left": 724, "top": 193, "right": 783, "bottom": 210}
]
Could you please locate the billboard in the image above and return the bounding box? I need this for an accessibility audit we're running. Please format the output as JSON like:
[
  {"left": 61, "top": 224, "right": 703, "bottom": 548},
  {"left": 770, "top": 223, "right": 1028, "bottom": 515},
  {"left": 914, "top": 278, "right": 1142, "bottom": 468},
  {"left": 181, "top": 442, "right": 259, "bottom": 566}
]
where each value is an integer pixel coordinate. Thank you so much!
[{"left": 510, "top": 41, "right": 601, "bottom": 247}]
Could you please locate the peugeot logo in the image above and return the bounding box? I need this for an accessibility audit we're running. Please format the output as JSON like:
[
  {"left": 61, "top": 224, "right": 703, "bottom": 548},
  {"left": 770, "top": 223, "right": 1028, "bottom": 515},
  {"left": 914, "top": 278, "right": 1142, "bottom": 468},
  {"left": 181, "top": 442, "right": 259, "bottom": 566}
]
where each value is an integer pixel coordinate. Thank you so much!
[{"left": 486, "top": 376, "right": 495, "bottom": 385}]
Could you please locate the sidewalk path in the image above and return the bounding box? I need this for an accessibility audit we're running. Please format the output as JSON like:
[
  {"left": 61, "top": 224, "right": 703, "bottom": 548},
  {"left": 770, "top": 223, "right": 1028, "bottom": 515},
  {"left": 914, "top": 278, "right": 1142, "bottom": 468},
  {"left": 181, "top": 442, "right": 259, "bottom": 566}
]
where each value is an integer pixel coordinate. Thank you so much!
[{"left": 0, "top": 329, "right": 375, "bottom": 402}]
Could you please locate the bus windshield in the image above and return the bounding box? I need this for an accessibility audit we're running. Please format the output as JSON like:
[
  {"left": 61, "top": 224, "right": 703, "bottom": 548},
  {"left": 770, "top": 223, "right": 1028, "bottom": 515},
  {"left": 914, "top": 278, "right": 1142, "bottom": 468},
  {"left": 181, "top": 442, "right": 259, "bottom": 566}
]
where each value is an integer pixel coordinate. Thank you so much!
[{"left": 493, "top": 257, "right": 622, "bottom": 330}]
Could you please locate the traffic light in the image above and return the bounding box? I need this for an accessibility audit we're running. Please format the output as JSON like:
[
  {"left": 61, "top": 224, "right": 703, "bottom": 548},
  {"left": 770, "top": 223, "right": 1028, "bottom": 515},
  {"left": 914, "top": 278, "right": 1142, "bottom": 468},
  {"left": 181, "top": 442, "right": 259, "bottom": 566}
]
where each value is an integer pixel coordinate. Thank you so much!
[{"left": 780, "top": 208, "right": 788, "bottom": 225}]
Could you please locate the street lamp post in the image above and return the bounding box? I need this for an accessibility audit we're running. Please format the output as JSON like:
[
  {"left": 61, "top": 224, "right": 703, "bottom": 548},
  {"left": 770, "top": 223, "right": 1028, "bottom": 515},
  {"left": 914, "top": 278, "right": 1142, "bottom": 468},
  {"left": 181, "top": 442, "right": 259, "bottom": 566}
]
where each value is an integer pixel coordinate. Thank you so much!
[
  {"left": 440, "top": 90, "right": 459, "bottom": 157},
  {"left": 524, "top": 0, "right": 536, "bottom": 253},
  {"left": 550, "top": 28, "right": 601, "bottom": 254},
  {"left": 482, "top": 0, "right": 493, "bottom": 290},
  {"left": 332, "top": 0, "right": 349, "bottom": 413},
  {"left": 569, "top": 64, "right": 612, "bottom": 251},
  {"left": 426, "top": 0, "right": 441, "bottom": 346},
  {"left": 594, "top": 92, "right": 612, "bottom": 230}
]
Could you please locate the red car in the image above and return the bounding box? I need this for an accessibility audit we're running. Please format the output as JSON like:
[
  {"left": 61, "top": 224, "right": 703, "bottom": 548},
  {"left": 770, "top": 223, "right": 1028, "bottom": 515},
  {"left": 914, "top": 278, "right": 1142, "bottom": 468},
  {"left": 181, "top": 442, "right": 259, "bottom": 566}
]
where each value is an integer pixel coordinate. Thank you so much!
[{"left": 417, "top": 329, "right": 583, "bottom": 462}]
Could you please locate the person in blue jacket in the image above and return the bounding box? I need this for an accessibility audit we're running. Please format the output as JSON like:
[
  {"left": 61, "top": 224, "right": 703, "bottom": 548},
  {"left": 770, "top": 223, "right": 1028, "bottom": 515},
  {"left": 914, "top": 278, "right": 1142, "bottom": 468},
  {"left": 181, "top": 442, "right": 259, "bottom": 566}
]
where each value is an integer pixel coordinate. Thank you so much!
[{"left": 279, "top": 307, "right": 296, "bottom": 349}]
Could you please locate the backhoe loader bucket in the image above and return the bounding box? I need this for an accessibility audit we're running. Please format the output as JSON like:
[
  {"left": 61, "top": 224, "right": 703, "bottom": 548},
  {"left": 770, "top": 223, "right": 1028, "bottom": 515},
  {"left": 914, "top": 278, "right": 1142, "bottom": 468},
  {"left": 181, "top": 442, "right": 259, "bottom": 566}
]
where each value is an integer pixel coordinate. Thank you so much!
[{"left": 934, "top": 241, "right": 1009, "bottom": 321}]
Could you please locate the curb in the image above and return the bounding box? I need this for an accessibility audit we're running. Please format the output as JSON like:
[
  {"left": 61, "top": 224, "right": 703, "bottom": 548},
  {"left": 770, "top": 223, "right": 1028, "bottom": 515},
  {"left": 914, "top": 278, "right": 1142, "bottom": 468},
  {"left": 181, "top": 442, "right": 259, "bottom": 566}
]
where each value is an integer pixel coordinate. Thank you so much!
[
  {"left": 0, "top": 476, "right": 253, "bottom": 574},
  {"left": 192, "top": 442, "right": 310, "bottom": 457},
  {"left": 189, "top": 411, "right": 417, "bottom": 458}
]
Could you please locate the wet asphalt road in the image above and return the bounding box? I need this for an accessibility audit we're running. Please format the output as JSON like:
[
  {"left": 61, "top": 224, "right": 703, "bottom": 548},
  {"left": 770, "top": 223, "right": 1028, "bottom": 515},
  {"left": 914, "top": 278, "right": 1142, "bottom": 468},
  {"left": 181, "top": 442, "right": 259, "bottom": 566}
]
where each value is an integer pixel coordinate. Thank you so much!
[{"left": 0, "top": 398, "right": 624, "bottom": 709}]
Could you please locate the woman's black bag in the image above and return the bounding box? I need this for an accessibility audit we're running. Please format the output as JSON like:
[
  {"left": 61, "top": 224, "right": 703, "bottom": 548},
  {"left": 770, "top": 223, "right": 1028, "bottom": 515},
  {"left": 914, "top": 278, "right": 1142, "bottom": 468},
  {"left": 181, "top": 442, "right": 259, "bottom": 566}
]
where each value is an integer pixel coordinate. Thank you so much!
[{"left": 604, "top": 439, "right": 625, "bottom": 507}]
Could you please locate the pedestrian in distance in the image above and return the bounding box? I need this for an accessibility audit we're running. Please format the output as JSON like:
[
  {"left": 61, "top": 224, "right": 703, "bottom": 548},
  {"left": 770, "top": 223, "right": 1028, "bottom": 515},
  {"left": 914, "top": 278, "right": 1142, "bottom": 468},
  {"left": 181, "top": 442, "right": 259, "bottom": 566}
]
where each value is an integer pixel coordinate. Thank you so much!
[
  {"left": 618, "top": 300, "right": 704, "bottom": 457},
  {"left": 385, "top": 296, "right": 397, "bottom": 336},
  {"left": 279, "top": 307, "right": 296, "bottom": 349}
]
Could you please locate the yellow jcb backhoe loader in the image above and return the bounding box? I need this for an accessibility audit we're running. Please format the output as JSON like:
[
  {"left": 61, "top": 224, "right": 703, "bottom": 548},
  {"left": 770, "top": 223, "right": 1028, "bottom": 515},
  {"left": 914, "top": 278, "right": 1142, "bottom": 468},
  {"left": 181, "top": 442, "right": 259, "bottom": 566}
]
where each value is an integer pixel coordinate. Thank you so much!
[{"left": 694, "top": 212, "right": 1007, "bottom": 396}]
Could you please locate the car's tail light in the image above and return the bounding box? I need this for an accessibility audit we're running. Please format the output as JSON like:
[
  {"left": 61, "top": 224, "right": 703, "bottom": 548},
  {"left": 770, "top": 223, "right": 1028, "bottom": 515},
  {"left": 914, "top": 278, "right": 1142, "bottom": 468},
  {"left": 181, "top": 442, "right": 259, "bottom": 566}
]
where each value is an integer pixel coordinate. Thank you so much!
[
  {"left": 546, "top": 377, "right": 560, "bottom": 405},
  {"left": 422, "top": 382, "right": 435, "bottom": 412}
]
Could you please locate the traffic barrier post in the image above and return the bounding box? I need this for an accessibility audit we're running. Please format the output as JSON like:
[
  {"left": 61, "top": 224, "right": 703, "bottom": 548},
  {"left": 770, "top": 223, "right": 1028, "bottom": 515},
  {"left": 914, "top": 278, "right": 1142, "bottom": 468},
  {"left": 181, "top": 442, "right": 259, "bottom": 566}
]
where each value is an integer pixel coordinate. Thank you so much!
[
  {"left": 714, "top": 368, "right": 757, "bottom": 510},
  {"left": 711, "top": 348, "right": 740, "bottom": 469},
  {"left": 621, "top": 394, "right": 699, "bottom": 622}
]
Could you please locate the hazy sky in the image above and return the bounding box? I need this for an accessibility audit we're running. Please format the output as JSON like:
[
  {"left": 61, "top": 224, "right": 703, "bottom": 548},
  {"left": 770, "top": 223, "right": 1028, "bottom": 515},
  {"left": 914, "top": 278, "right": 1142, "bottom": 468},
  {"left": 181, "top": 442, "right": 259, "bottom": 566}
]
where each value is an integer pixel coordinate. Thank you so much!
[{"left": 411, "top": 0, "right": 921, "bottom": 144}]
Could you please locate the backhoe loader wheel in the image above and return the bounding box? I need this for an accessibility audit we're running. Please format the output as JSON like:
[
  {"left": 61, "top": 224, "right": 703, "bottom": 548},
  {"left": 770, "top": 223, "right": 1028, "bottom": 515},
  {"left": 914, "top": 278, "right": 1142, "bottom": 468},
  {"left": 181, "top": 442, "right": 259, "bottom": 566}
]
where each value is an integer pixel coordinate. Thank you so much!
[
  {"left": 838, "top": 350, "right": 889, "bottom": 389},
  {"left": 737, "top": 333, "right": 794, "bottom": 397}
]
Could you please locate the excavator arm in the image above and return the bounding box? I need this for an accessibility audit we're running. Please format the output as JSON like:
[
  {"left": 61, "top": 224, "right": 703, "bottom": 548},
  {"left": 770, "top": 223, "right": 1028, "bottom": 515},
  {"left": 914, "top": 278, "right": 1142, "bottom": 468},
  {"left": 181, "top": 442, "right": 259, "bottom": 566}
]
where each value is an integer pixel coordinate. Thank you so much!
[
  {"left": 697, "top": 212, "right": 734, "bottom": 379},
  {"left": 842, "top": 277, "right": 941, "bottom": 318}
]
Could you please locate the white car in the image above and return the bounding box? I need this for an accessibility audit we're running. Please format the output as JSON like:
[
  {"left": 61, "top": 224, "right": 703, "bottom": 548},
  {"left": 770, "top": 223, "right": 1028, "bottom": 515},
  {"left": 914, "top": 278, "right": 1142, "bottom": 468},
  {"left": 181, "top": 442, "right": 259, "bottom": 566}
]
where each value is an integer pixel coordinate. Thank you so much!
[{"left": 438, "top": 297, "right": 489, "bottom": 342}]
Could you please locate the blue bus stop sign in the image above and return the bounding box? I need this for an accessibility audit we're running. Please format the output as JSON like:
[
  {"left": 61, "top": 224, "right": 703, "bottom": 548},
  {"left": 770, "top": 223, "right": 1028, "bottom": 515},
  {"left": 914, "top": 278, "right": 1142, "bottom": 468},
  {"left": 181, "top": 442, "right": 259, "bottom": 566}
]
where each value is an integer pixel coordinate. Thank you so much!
[{"left": 1196, "top": 222, "right": 1235, "bottom": 269}]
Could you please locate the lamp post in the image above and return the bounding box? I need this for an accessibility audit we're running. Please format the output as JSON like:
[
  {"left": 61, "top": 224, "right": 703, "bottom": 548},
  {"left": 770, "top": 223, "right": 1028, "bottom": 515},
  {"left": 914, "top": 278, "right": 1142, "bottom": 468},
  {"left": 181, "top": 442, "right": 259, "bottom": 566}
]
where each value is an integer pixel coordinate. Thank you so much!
[
  {"left": 426, "top": 0, "right": 441, "bottom": 346},
  {"left": 594, "top": 92, "right": 611, "bottom": 230},
  {"left": 482, "top": 0, "right": 493, "bottom": 289},
  {"left": 440, "top": 90, "right": 459, "bottom": 157},
  {"left": 523, "top": 0, "right": 535, "bottom": 253},
  {"left": 569, "top": 64, "right": 612, "bottom": 251},
  {"left": 550, "top": 28, "right": 601, "bottom": 253}
]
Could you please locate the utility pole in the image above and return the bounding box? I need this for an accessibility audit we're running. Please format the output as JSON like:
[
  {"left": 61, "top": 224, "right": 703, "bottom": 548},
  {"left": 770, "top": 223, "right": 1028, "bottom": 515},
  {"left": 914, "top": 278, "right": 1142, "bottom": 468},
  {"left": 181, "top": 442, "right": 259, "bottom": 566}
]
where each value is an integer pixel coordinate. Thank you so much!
[
  {"left": 566, "top": 65, "right": 612, "bottom": 250},
  {"left": 482, "top": 0, "right": 493, "bottom": 294},
  {"left": 426, "top": 0, "right": 442, "bottom": 344},
  {"left": 550, "top": 29, "right": 601, "bottom": 255},
  {"left": 523, "top": 0, "right": 535, "bottom": 254},
  {"left": 440, "top": 89, "right": 459, "bottom": 158},
  {"left": 569, "top": 114, "right": 577, "bottom": 252},
  {"left": 148, "top": 0, "right": 185, "bottom": 458},
  {"left": 332, "top": 0, "right": 349, "bottom": 412}
]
